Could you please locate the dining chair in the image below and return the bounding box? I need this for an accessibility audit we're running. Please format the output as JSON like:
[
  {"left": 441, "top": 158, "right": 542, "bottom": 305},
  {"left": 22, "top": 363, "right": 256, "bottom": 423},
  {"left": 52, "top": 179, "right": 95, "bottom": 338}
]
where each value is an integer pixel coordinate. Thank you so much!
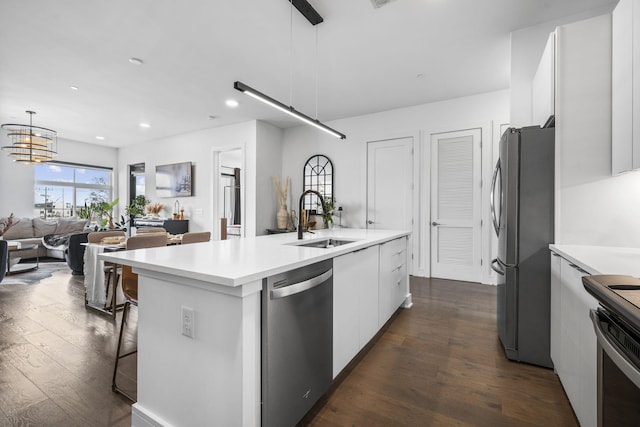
[
  {"left": 136, "top": 227, "right": 166, "bottom": 234},
  {"left": 112, "top": 233, "right": 167, "bottom": 402},
  {"left": 181, "top": 231, "right": 211, "bottom": 244},
  {"left": 87, "top": 230, "right": 126, "bottom": 306}
]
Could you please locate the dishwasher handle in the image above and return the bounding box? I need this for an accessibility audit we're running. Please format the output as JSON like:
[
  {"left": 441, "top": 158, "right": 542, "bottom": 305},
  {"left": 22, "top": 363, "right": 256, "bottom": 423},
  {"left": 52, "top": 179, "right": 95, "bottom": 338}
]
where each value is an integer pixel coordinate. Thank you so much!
[{"left": 271, "top": 268, "right": 333, "bottom": 299}]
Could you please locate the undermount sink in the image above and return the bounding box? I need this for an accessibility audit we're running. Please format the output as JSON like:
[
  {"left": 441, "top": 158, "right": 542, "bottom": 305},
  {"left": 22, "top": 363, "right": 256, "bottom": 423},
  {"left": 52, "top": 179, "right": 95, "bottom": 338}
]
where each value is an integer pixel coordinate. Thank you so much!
[{"left": 288, "top": 238, "right": 359, "bottom": 249}]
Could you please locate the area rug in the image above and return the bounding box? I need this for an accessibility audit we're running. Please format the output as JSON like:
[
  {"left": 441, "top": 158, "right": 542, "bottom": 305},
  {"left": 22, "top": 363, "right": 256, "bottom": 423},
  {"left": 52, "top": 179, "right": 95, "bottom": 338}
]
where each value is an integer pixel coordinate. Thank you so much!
[{"left": 1, "top": 261, "right": 70, "bottom": 285}]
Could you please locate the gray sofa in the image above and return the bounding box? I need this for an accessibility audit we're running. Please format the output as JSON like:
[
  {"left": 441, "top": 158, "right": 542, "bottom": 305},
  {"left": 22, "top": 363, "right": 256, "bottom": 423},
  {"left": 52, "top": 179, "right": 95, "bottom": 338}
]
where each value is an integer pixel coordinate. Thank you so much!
[{"left": 1, "top": 217, "right": 88, "bottom": 260}]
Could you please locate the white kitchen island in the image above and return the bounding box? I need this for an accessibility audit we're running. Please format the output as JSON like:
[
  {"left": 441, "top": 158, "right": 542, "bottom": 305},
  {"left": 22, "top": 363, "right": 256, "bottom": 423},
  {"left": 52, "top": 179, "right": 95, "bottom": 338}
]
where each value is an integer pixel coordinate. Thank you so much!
[{"left": 100, "top": 228, "right": 411, "bottom": 427}]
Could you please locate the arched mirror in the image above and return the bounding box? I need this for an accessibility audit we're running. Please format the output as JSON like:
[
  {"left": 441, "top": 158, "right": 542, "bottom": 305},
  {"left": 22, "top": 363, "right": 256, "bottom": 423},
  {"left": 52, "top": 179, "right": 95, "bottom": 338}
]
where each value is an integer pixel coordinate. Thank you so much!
[{"left": 303, "top": 155, "right": 333, "bottom": 212}]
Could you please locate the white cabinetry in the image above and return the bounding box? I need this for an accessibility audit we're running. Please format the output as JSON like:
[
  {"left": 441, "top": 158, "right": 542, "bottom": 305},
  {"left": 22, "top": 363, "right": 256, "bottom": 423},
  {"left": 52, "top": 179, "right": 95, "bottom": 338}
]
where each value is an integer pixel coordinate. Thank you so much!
[
  {"left": 532, "top": 32, "right": 556, "bottom": 127},
  {"left": 333, "top": 245, "right": 379, "bottom": 378},
  {"left": 549, "top": 251, "right": 599, "bottom": 427},
  {"left": 549, "top": 252, "right": 562, "bottom": 369},
  {"left": 612, "top": 0, "right": 640, "bottom": 174},
  {"left": 378, "top": 237, "right": 408, "bottom": 326}
]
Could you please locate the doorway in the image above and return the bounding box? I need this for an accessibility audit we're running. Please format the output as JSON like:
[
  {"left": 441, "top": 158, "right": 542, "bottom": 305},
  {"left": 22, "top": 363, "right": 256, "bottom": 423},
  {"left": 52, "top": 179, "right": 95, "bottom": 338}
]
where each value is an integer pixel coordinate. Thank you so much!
[
  {"left": 216, "top": 148, "right": 243, "bottom": 240},
  {"left": 128, "top": 163, "right": 145, "bottom": 206},
  {"left": 366, "top": 137, "right": 413, "bottom": 231},
  {"left": 429, "top": 128, "right": 482, "bottom": 282}
]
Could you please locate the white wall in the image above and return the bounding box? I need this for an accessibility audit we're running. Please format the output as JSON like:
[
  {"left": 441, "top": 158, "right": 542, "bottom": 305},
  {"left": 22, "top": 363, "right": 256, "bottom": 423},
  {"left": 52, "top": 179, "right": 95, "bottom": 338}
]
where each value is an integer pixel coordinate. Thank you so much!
[
  {"left": 556, "top": 14, "right": 640, "bottom": 247},
  {"left": 281, "top": 90, "right": 510, "bottom": 283},
  {"left": 0, "top": 137, "right": 117, "bottom": 218},
  {"left": 117, "top": 121, "right": 257, "bottom": 235},
  {"left": 255, "top": 121, "right": 283, "bottom": 235}
]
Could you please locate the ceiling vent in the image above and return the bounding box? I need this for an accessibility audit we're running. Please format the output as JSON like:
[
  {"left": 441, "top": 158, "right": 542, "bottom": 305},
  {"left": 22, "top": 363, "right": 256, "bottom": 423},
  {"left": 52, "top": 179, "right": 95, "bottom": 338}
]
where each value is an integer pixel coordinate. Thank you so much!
[{"left": 370, "top": 0, "right": 398, "bottom": 9}]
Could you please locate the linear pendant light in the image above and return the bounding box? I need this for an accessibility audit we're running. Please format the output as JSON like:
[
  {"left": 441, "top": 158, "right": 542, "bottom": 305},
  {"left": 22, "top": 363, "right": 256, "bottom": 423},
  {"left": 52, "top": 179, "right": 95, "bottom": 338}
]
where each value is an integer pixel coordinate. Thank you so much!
[{"left": 234, "top": 81, "right": 346, "bottom": 139}]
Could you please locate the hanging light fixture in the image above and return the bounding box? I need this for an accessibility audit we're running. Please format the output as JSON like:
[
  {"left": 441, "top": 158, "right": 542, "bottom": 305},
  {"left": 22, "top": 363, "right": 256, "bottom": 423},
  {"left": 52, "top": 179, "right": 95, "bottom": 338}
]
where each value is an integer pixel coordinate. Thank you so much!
[
  {"left": 2, "top": 111, "right": 58, "bottom": 164},
  {"left": 234, "top": 0, "right": 346, "bottom": 140},
  {"left": 234, "top": 81, "right": 346, "bottom": 139}
]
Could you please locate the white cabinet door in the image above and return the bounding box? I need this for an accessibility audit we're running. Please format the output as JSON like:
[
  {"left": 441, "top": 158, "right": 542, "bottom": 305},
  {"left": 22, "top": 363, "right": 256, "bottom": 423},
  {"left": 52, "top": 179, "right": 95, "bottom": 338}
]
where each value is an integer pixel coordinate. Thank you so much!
[
  {"left": 558, "top": 257, "right": 598, "bottom": 427},
  {"left": 379, "top": 237, "right": 408, "bottom": 326},
  {"left": 549, "top": 252, "right": 562, "bottom": 371},
  {"left": 333, "top": 246, "right": 379, "bottom": 378},
  {"left": 612, "top": 0, "right": 640, "bottom": 174},
  {"left": 532, "top": 32, "right": 556, "bottom": 127},
  {"left": 358, "top": 246, "right": 381, "bottom": 348}
]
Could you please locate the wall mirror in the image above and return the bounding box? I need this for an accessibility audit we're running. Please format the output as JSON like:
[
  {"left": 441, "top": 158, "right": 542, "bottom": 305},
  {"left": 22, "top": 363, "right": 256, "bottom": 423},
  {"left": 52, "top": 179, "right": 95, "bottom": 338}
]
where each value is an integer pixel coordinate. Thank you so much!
[{"left": 303, "top": 155, "right": 333, "bottom": 212}]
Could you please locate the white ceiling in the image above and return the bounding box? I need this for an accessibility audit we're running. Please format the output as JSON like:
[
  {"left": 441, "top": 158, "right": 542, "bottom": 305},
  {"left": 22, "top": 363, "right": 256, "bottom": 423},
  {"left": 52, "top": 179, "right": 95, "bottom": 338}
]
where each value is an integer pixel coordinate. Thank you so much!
[{"left": 0, "top": 0, "right": 617, "bottom": 148}]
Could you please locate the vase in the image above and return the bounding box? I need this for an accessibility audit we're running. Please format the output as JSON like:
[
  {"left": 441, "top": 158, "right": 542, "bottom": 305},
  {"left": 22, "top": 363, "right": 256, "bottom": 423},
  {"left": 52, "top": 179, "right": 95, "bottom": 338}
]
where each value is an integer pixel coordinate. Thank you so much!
[{"left": 276, "top": 204, "right": 289, "bottom": 229}]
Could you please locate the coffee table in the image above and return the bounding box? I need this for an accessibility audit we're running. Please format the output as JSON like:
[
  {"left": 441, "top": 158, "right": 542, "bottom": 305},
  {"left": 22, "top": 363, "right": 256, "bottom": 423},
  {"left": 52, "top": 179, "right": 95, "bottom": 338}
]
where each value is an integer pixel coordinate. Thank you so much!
[{"left": 6, "top": 243, "right": 39, "bottom": 275}]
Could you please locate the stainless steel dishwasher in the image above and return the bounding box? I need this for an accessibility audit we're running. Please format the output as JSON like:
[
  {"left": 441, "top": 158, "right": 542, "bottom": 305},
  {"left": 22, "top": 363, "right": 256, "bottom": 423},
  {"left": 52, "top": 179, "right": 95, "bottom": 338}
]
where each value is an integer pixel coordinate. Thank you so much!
[{"left": 262, "top": 259, "right": 333, "bottom": 427}]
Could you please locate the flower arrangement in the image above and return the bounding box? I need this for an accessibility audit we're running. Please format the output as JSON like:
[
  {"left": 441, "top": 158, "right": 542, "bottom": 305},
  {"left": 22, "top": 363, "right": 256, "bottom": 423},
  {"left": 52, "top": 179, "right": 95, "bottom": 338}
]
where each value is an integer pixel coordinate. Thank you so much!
[
  {"left": 272, "top": 176, "right": 290, "bottom": 229},
  {"left": 320, "top": 197, "right": 336, "bottom": 225},
  {"left": 0, "top": 213, "right": 18, "bottom": 237},
  {"left": 146, "top": 203, "right": 164, "bottom": 215},
  {"left": 271, "top": 176, "right": 289, "bottom": 208}
]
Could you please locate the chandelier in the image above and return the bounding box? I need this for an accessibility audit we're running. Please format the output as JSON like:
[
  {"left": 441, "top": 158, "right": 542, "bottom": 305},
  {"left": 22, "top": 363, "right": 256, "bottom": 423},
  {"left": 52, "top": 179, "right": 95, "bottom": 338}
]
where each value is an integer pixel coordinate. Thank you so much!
[{"left": 2, "top": 110, "right": 58, "bottom": 164}]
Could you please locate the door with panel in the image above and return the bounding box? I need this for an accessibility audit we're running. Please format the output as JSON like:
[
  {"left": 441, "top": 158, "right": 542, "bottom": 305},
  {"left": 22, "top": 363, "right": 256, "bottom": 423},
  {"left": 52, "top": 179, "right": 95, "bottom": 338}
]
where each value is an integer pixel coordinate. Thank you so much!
[
  {"left": 366, "top": 137, "right": 413, "bottom": 232},
  {"left": 430, "top": 128, "right": 482, "bottom": 282}
]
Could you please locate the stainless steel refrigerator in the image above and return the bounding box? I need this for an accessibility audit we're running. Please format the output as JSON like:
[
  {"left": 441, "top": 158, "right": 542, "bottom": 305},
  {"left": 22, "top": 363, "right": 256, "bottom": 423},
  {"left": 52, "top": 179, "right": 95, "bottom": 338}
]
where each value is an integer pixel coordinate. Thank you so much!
[{"left": 490, "top": 126, "right": 554, "bottom": 368}]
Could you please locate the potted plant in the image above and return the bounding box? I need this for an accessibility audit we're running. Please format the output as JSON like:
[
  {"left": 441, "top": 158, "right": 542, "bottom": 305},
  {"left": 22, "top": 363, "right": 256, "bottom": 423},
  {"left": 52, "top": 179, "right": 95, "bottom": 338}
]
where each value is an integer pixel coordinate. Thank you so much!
[
  {"left": 124, "top": 195, "right": 150, "bottom": 232},
  {"left": 320, "top": 197, "right": 336, "bottom": 228},
  {"left": 96, "top": 198, "right": 119, "bottom": 229}
]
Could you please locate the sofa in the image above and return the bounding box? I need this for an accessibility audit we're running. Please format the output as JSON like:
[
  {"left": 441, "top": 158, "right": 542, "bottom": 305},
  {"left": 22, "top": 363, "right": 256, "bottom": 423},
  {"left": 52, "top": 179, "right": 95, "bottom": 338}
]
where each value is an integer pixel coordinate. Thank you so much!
[{"left": 1, "top": 216, "right": 89, "bottom": 260}]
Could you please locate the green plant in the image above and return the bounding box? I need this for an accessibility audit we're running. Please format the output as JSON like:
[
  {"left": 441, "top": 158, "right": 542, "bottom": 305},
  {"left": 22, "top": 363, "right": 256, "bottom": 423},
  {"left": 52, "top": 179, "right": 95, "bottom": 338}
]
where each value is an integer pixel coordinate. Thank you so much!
[
  {"left": 95, "top": 198, "right": 119, "bottom": 228},
  {"left": 124, "top": 195, "right": 150, "bottom": 231},
  {"left": 125, "top": 195, "right": 150, "bottom": 219},
  {"left": 319, "top": 197, "right": 336, "bottom": 225},
  {"left": 77, "top": 202, "right": 95, "bottom": 220}
]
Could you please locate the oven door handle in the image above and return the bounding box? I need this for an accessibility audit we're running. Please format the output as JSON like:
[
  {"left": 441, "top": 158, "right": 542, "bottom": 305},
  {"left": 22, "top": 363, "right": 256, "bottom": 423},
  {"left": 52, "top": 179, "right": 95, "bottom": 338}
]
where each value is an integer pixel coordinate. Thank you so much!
[
  {"left": 590, "top": 309, "right": 640, "bottom": 389},
  {"left": 271, "top": 268, "right": 333, "bottom": 299}
]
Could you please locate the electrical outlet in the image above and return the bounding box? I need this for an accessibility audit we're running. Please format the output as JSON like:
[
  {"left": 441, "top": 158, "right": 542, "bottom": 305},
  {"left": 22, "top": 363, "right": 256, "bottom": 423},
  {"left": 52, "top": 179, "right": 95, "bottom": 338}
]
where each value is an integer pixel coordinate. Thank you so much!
[{"left": 182, "top": 306, "right": 195, "bottom": 338}]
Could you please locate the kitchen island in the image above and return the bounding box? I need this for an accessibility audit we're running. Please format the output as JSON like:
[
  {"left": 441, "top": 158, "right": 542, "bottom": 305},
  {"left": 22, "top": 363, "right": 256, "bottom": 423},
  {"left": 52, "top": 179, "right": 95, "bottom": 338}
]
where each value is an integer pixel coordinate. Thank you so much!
[{"left": 100, "top": 228, "right": 411, "bottom": 427}]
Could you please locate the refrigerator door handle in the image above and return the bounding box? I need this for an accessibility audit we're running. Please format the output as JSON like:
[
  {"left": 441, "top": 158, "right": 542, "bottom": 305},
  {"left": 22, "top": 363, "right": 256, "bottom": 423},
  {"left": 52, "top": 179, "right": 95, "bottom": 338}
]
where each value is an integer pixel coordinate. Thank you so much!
[
  {"left": 490, "top": 159, "right": 501, "bottom": 236},
  {"left": 490, "top": 258, "right": 505, "bottom": 275}
]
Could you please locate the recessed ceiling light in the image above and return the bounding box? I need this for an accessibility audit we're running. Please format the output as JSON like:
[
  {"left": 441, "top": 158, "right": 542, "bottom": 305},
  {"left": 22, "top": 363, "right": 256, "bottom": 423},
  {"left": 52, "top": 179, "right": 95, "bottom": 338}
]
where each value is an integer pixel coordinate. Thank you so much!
[
  {"left": 139, "top": 122, "right": 151, "bottom": 128},
  {"left": 96, "top": 136, "right": 105, "bottom": 140},
  {"left": 225, "top": 99, "right": 239, "bottom": 108},
  {"left": 129, "top": 57, "right": 144, "bottom": 65},
  {"left": 70, "top": 86, "right": 79, "bottom": 91}
]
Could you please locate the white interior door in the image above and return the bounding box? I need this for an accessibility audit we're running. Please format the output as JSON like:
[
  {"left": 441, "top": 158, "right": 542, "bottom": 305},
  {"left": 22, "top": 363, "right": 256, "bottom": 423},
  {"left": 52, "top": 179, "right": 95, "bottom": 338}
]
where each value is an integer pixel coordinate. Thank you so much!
[
  {"left": 366, "top": 137, "right": 413, "bottom": 232},
  {"left": 430, "top": 129, "right": 482, "bottom": 282}
]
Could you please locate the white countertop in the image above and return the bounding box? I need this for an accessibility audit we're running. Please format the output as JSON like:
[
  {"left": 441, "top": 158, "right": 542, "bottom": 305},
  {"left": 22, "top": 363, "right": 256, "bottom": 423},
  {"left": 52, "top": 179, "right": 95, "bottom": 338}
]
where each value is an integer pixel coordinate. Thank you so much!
[
  {"left": 550, "top": 244, "right": 640, "bottom": 277},
  {"left": 99, "top": 228, "right": 410, "bottom": 287}
]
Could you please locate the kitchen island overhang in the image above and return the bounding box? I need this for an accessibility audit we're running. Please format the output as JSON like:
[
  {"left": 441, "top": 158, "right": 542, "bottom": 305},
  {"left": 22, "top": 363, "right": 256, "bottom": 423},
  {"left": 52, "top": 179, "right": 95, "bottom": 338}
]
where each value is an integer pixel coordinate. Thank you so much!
[{"left": 100, "top": 228, "right": 411, "bottom": 427}]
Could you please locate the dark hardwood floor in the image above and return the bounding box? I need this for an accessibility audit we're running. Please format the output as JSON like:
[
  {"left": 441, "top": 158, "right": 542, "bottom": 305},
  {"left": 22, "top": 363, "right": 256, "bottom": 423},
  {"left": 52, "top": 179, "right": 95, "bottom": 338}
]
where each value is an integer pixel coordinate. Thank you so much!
[
  {"left": 307, "top": 277, "right": 578, "bottom": 427},
  {"left": 0, "top": 263, "right": 577, "bottom": 426}
]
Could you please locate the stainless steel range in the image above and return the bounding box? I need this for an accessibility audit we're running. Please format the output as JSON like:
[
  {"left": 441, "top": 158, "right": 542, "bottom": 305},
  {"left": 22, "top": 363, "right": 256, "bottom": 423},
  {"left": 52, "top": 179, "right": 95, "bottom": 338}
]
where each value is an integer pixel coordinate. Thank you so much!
[{"left": 583, "top": 275, "right": 640, "bottom": 426}]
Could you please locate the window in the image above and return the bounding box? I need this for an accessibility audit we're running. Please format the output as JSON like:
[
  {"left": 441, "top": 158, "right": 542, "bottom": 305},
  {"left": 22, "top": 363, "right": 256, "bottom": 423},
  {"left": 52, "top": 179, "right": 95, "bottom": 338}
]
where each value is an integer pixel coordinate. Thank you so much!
[
  {"left": 34, "top": 162, "right": 113, "bottom": 219},
  {"left": 129, "top": 163, "right": 145, "bottom": 206}
]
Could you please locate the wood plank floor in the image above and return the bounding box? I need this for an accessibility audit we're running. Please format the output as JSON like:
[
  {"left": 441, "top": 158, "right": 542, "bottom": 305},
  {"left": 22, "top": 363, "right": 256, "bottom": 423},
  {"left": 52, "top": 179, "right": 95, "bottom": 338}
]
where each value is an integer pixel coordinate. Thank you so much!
[{"left": 0, "top": 263, "right": 578, "bottom": 426}]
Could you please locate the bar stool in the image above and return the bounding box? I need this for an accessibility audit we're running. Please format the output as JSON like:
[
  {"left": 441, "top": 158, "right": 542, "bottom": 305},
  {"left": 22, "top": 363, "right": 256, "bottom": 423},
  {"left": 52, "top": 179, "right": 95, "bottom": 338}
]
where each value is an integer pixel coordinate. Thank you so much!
[{"left": 112, "top": 233, "right": 167, "bottom": 402}]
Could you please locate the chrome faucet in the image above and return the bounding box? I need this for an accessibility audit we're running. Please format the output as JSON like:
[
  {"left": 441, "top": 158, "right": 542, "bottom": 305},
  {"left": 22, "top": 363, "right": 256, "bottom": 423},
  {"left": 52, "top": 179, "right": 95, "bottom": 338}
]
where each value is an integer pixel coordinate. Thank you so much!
[{"left": 298, "top": 189, "right": 325, "bottom": 240}]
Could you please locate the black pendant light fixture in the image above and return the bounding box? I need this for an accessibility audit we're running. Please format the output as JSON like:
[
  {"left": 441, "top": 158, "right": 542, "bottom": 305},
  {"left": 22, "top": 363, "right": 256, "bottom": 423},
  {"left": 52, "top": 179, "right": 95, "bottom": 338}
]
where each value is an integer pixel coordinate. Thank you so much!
[
  {"left": 2, "top": 111, "right": 58, "bottom": 164},
  {"left": 234, "top": 0, "right": 346, "bottom": 140}
]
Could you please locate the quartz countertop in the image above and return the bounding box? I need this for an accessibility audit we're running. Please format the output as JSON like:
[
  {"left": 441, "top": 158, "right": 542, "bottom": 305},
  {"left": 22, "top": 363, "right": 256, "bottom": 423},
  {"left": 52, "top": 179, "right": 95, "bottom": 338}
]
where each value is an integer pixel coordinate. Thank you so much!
[
  {"left": 549, "top": 244, "right": 640, "bottom": 277},
  {"left": 99, "top": 228, "right": 410, "bottom": 287}
]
